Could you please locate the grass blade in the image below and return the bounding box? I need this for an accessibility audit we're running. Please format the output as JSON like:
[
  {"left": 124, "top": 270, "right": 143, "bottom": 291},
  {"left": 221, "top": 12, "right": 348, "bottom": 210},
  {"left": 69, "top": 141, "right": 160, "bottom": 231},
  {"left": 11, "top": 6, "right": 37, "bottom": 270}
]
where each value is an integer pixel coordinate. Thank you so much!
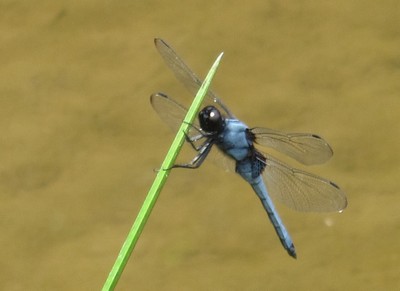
[{"left": 102, "top": 51, "right": 224, "bottom": 291}]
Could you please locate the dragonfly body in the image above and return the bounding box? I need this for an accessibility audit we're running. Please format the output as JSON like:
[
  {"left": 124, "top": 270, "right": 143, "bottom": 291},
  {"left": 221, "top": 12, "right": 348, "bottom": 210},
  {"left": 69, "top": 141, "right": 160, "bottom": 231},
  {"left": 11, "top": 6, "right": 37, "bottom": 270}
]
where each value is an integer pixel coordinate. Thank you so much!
[
  {"left": 219, "top": 116, "right": 296, "bottom": 257},
  {"left": 193, "top": 106, "right": 296, "bottom": 257},
  {"left": 151, "top": 38, "right": 347, "bottom": 258}
]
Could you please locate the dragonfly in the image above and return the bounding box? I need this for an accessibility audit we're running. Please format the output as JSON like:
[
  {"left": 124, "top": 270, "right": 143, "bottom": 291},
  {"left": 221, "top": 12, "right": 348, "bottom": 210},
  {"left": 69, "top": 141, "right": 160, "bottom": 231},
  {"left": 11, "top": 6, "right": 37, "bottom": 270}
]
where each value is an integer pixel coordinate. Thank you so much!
[{"left": 151, "top": 38, "right": 347, "bottom": 259}]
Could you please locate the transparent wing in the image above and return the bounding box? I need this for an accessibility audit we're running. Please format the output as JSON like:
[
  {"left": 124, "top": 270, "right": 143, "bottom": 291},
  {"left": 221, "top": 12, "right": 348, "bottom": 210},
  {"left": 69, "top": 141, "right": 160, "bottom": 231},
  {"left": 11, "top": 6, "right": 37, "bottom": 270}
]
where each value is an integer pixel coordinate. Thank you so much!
[
  {"left": 154, "top": 38, "right": 234, "bottom": 118},
  {"left": 262, "top": 154, "right": 347, "bottom": 212},
  {"left": 151, "top": 92, "right": 191, "bottom": 132},
  {"left": 252, "top": 127, "right": 333, "bottom": 165},
  {"left": 151, "top": 92, "right": 236, "bottom": 172}
]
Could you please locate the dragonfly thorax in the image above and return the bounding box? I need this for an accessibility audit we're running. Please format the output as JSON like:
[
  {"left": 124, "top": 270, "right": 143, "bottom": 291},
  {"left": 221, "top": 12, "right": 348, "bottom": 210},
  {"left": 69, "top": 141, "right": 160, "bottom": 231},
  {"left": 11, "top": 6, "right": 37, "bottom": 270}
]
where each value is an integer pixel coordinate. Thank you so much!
[{"left": 199, "top": 106, "right": 225, "bottom": 133}]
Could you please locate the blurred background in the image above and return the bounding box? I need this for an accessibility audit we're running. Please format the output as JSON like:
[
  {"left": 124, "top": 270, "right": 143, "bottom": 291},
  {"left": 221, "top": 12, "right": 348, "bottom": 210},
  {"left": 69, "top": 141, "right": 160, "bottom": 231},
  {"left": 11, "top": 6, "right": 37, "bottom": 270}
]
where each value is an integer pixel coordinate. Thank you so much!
[{"left": 1, "top": 0, "right": 399, "bottom": 290}]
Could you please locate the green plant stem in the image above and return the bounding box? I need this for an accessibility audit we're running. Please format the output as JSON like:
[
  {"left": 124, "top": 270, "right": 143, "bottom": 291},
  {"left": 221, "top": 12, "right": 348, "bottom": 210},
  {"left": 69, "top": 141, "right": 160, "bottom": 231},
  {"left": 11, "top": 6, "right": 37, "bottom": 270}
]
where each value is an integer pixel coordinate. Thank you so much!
[{"left": 102, "top": 52, "right": 224, "bottom": 291}]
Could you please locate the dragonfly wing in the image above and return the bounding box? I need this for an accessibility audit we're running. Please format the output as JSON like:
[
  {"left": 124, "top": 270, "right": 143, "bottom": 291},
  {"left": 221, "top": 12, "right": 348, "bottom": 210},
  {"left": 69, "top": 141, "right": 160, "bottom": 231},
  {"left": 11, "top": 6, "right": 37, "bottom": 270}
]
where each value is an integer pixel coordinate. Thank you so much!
[
  {"left": 151, "top": 92, "right": 189, "bottom": 132},
  {"left": 154, "top": 38, "right": 234, "bottom": 118},
  {"left": 251, "top": 127, "right": 333, "bottom": 165},
  {"left": 154, "top": 39, "right": 208, "bottom": 100},
  {"left": 262, "top": 153, "right": 347, "bottom": 212}
]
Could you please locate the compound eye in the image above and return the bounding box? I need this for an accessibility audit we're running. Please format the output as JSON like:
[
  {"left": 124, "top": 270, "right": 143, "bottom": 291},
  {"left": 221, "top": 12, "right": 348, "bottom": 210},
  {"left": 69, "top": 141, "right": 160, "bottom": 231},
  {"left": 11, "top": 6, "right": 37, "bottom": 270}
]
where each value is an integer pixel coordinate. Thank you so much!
[{"left": 199, "top": 106, "right": 224, "bottom": 133}]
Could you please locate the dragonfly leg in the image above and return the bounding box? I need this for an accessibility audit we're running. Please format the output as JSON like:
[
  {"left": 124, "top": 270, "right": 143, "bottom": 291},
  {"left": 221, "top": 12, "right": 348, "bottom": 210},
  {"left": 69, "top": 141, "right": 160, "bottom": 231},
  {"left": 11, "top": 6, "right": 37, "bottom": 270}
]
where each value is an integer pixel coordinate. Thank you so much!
[
  {"left": 183, "top": 124, "right": 215, "bottom": 151},
  {"left": 184, "top": 131, "right": 205, "bottom": 151},
  {"left": 172, "top": 139, "right": 214, "bottom": 169}
]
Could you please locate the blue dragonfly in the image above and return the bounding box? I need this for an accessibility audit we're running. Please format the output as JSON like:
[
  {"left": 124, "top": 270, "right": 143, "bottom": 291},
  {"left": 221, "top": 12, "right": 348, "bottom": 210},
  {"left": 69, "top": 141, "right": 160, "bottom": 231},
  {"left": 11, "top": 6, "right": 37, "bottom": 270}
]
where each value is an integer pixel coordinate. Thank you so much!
[{"left": 151, "top": 38, "right": 347, "bottom": 258}]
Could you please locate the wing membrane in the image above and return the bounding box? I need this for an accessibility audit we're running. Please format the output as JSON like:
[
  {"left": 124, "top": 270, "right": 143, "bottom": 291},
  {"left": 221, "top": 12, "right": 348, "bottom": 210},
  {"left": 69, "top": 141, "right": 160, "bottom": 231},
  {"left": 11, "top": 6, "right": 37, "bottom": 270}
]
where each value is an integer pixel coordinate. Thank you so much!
[
  {"left": 154, "top": 38, "right": 234, "bottom": 118},
  {"left": 262, "top": 154, "right": 347, "bottom": 212},
  {"left": 151, "top": 92, "right": 189, "bottom": 132},
  {"left": 252, "top": 127, "right": 333, "bottom": 165}
]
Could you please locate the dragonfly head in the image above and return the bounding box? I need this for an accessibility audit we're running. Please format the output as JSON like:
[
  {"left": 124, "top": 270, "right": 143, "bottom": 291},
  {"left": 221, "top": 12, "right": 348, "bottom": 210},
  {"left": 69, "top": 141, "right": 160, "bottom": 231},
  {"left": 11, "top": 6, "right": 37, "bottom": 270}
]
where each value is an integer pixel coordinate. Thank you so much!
[{"left": 199, "top": 106, "right": 225, "bottom": 133}]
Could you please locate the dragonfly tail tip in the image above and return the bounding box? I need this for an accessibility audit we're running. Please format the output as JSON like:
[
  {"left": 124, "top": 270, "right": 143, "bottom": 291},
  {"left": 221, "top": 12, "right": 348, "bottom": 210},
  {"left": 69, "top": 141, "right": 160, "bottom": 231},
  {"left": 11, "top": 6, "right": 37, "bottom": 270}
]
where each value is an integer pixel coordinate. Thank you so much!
[{"left": 288, "top": 244, "right": 297, "bottom": 259}]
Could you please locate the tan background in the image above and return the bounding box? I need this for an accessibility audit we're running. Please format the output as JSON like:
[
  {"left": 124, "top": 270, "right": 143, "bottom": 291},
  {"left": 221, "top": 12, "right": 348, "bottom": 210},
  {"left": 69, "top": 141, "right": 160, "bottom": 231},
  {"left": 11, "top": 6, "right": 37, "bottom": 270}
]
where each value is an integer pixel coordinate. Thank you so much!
[{"left": 1, "top": 1, "right": 399, "bottom": 290}]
